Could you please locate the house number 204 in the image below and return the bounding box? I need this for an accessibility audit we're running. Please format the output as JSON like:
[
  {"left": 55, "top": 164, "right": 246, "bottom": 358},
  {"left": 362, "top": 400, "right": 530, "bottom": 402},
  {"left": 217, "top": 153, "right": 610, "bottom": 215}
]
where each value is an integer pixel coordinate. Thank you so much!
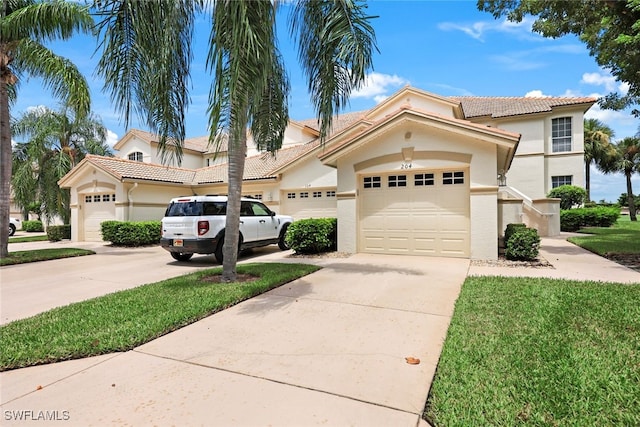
[{"left": 401, "top": 163, "right": 412, "bottom": 170}]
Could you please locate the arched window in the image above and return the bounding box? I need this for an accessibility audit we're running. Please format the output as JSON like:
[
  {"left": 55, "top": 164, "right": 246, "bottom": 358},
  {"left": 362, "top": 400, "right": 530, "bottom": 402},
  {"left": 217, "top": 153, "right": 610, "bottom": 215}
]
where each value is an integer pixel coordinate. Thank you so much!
[{"left": 128, "top": 151, "right": 144, "bottom": 162}]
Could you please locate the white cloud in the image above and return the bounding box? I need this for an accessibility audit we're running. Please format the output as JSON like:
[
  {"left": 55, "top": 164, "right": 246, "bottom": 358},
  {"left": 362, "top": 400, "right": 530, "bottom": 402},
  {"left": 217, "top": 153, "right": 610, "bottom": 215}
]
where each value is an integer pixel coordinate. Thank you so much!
[
  {"left": 352, "top": 72, "right": 409, "bottom": 101},
  {"left": 491, "top": 44, "right": 584, "bottom": 71},
  {"left": 525, "top": 90, "right": 549, "bottom": 98},
  {"left": 437, "top": 17, "right": 539, "bottom": 42},
  {"left": 581, "top": 71, "right": 629, "bottom": 95},
  {"left": 106, "top": 130, "right": 119, "bottom": 148}
]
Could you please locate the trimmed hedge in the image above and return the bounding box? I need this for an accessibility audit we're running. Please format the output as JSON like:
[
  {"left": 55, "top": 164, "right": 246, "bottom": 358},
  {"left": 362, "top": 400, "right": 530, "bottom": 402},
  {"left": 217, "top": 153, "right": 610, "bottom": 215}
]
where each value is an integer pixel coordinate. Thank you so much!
[
  {"left": 22, "top": 220, "right": 44, "bottom": 232},
  {"left": 547, "top": 185, "right": 587, "bottom": 210},
  {"left": 504, "top": 223, "right": 526, "bottom": 244},
  {"left": 560, "top": 207, "right": 620, "bottom": 232},
  {"left": 285, "top": 218, "right": 337, "bottom": 254},
  {"left": 505, "top": 227, "right": 540, "bottom": 261},
  {"left": 47, "top": 225, "right": 71, "bottom": 241},
  {"left": 101, "top": 220, "right": 162, "bottom": 246}
]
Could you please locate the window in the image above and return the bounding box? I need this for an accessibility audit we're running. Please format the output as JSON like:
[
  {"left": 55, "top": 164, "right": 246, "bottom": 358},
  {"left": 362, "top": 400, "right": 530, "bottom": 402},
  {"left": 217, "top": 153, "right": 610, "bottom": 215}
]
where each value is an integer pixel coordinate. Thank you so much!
[
  {"left": 388, "top": 175, "right": 407, "bottom": 188},
  {"left": 443, "top": 171, "right": 464, "bottom": 185},
  {"left": 287, "top": 192, "right": 296, "bottom": 199},
  {"left": 363, "top": 176, "right": 381, "bottom": 189},
  {"left": 551, "top": 175, "right": 572, "bottom": 188},
  {"left": 249, "top": 202, "right": 272, "bottom": 216},
  {"left": 102, "top": 194, "right": 111, "bottom": 202},
  {"left": 300, "top": 192, "right": 309, "bottom": 198},
  {"left": 326, "top": 191, "right": 336, "bottom": 198},
  {"left": 414, "top": 173, "right": 435, "bottom": 186},
  {"left": 128, "top": 151, "right": 144, "bottom": 162},
  {"left": 552, "top": 117, "right": 572, "bottom": 152},
  {"left": 313, "top": 191, "right": 322, "bottom": 198},
  {"left": 93, "top": 195, "right": 101, "bottom": 202},
  {"left": 85, "top": 196, "right": 92, "bottom": 203}
]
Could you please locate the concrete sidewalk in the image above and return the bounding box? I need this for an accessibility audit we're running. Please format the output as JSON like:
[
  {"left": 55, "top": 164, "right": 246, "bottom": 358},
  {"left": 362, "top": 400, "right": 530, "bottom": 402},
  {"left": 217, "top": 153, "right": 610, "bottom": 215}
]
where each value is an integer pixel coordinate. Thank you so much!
[
  {"left": 1, "top": 234, "right": 638, "bottom": 426},
  {"left": 1, "top": 253, "right": 469, "bottom": 426}
]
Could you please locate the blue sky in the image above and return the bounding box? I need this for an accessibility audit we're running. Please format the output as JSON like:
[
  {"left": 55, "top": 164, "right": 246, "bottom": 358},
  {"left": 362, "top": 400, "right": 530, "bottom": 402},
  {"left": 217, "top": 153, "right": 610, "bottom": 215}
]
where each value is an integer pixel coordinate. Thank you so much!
[{"left": 13, "top": 0, "right": 639, "bottom": 202}]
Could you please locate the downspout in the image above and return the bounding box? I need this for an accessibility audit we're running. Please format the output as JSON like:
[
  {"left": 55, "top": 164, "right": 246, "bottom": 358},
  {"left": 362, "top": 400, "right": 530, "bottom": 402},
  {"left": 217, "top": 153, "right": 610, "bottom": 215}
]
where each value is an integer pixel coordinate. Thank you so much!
[{"left": 127, "top": 183, "right": 138, "bottom": 221}]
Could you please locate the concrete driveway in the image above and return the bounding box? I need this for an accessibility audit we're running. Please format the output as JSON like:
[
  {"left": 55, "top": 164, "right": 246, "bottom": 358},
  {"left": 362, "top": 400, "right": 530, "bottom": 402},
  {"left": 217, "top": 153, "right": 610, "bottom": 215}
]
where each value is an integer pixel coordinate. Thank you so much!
[{"left": 1, "top": 243, "right": 469, "bottom": 426}]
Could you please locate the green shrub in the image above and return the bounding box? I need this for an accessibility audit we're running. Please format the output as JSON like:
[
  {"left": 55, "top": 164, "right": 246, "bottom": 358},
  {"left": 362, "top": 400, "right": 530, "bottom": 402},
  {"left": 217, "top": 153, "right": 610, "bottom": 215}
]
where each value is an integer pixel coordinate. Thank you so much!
[
  {"left": 22, "top": 220, "right": 44, "bottom": 232},
  {"left": 504, "top": 223, "right": 526, "bottom": 244},
  {"left": 100, "top": 221, "right": 161, "bottom": 246},
  {"left": 547, "top": 185, "right": 587, "bottom": 210},
  {"left": 285, "top": 218, "right": 337, "bottom": 254},
  {"left": 560, "top": 207, "right": 620, "bottom": 232},
  {"left": 505, "top": 227, "right": 540, "bottom": 261},
  {"left": 47, "top": 225, "right": 71, "bottom": 241}
]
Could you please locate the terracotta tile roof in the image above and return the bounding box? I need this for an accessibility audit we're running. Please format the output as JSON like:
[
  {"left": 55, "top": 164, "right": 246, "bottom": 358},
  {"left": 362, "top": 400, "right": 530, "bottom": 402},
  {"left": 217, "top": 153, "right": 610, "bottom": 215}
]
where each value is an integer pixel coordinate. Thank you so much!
[
  {"left": 194, "top": 140, "right": 321, "bottom": 184},
  {"left": 449, "top": 96, "right": 597, "bottom": 119},
  {"left": 124, "top": 129, "right": 227, "bottom": 153},
  {"left": 85, "top": 155, "right": 196, "bottom": 184},
  {"left": 295, "top": 110, "right": 368, "bottom": 137},
  {"left": 318, "top": 106, "right": 520, "bottom": 160}
]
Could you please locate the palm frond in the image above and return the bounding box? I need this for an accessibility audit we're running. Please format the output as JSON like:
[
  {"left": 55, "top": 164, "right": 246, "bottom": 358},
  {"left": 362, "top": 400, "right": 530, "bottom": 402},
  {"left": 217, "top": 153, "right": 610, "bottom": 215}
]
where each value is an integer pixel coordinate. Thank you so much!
[
  {"left": 290, "top": 0, "right": 377, "bottom": 140},
  {"left": 1, "top": 0, "right": 94, "bottom": 43},
  {"left": 95, "top": 0, "right": 196, "bottom": 165},
  {"left": 13, "top": 39, "right": 91, "bottom": 117}
]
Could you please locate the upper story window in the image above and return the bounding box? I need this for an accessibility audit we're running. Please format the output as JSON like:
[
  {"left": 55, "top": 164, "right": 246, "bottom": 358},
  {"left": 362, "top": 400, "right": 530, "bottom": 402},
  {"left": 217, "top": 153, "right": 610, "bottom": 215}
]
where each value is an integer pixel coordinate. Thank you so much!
[
  {"left": 552, "top": 117, "right": 572, "bottom": 152},
  {"left": 128, "top": 151, "right": 144, "bottom": 162}
]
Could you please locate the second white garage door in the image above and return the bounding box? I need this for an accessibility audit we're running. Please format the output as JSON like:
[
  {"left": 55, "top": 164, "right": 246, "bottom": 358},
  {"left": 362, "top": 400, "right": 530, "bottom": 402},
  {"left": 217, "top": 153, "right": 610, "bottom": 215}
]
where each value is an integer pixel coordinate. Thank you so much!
[
  {"left": 280, "top": 188, "right": 337, "bottom": 220},
  {"left": 359, "top": 170, "right": 470, "bottom": 257}
]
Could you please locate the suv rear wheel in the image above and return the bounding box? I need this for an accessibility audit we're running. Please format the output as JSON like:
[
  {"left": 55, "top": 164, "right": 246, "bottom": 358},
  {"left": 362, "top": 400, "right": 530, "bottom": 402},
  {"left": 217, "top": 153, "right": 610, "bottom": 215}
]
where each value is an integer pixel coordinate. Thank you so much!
[
  {"left": 214, "top": 234, "right": 243, "bottom": 264},
  {"left": 170, "top": 252, "right": 193, "bottom": 262},
  {"left": 9, "top": 224, "right": 16, "bottom": 237}
]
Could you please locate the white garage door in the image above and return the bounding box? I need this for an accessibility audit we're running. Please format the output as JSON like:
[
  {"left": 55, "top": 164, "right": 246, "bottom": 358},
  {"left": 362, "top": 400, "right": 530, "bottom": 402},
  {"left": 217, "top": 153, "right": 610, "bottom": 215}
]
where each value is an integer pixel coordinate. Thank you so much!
[
  {"left": 83, "top": 193, "right": 116, "bottom": 241},
  {"left": 359, "top": 170, "right": 470, "bottom": 257},
  {"left": 280, "top": 188, "right": 337, "bottom": 220}
]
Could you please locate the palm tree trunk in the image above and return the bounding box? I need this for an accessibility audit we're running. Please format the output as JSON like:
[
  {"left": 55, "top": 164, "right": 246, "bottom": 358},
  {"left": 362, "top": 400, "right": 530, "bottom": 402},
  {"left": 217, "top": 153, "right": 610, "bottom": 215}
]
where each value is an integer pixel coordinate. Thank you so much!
[
  {"left": 0, "top": 81, "right": 12, "bottom": 257},
  {"left": 626, "top": 172, "right": 637, "bottom": 221},
  {"left": 221, "top": 125, "right": 247, "bottom": 282}
]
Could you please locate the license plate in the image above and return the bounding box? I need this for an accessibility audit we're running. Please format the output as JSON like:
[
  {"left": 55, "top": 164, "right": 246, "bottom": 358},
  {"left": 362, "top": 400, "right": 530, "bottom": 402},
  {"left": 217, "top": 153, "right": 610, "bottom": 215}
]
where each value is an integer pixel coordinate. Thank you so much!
[{"left": 173, "top": 239, "right": 183, "bottom": 247}]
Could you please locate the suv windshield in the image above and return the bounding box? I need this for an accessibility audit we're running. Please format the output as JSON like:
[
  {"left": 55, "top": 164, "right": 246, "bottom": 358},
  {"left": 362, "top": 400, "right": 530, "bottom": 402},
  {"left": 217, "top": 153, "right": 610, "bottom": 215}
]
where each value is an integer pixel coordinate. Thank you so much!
[{"left": 165, "top": 201, "right": 227, "bottom": 217}]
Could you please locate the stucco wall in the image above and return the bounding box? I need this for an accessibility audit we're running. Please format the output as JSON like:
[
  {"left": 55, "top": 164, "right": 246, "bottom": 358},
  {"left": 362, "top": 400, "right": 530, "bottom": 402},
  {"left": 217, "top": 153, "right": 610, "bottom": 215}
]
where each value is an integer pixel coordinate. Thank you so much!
[{"left": 332, "top": 121, "right": 501, "bottom": 258}]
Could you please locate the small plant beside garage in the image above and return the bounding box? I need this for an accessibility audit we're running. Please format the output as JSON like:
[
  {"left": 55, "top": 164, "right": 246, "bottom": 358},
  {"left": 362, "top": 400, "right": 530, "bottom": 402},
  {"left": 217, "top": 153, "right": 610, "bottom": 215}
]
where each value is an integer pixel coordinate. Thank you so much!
[
  {"left": 285, "top": 218, "right": 337, "bottom": 254},
  {"left": 504, "top": 223, "right": 540, "bottom": 261}
]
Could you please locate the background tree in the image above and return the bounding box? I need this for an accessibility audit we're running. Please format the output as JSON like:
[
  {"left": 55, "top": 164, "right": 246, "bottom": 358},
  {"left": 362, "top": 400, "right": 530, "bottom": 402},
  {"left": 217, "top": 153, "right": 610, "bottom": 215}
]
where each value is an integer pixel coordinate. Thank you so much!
[
  {"left": 477, "top": 0, "right": 640, "bottom": 115},
  {"left": 11, "top": 106, "right": 111, "bottom": 224},
  {"left": 584, "top": 118, "right": 615, "bottom": 201},
  {"left": 0, "top": 0, "right": 93, "bottom": 258},
  {"left": 95, "top": 0, "right": 377, "bottom": 281},
  {"left": 601, "top": 137, "right": 640, "bottom": 221}
]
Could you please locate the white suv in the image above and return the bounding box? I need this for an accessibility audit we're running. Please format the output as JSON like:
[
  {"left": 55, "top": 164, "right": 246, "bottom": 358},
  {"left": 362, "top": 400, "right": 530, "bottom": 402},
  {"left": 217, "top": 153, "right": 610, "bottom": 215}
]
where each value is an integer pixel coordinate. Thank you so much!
[
  {"left": 160, "top": 195, "right": 293, "bottom": 263},
  {"left": 9, "top": 217, "right": 21, "bottom": 236}
]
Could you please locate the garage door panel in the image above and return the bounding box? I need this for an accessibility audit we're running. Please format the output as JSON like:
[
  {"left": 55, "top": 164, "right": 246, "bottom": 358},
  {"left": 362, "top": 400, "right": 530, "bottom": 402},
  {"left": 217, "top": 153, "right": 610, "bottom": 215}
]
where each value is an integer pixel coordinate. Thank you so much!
[
  {"left": 83, "top": 193, "right": 116, "bottom": 242},
  {"left": 281, "top": 189, "right": 337, "bottom": 220},
  {"left": 359, "top": 170, "right": 470, "bottom": 258}
]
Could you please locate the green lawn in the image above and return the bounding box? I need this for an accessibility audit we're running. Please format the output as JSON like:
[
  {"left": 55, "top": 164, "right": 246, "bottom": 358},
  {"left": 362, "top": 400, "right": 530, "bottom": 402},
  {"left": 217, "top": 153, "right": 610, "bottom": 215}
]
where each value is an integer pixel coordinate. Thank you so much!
[
  {"left": 568, "top": 216, "right": 640, "bottom": 255},
  {"left": 0, "top": 263, "right": 319, "bottom": 371},
  {"left": 8, "top": 234, "right": 49, "bottom": 244},
  {"left": 0, "top": 248, "right": 95, "bottom": 266},
  {"left": 424, "top": 276, "right": 640, "bottom": 426}
]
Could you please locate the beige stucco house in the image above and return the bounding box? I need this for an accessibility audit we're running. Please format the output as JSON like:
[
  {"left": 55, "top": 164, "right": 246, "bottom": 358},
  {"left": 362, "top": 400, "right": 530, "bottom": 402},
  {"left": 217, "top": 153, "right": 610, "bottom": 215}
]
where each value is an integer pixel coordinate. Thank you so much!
[{"left": 58, "top": 86, "right": 595, "bottom": 259}]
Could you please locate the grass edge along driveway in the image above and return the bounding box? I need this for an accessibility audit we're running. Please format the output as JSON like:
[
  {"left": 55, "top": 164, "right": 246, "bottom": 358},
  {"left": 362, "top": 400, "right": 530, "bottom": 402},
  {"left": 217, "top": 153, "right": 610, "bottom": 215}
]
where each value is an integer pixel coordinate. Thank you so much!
[
  {"left": 424, "top": 275, "right": 640, "bottom": 427},
  {"left": 0, "top": 263, "right": 320, "bottom": 371}
]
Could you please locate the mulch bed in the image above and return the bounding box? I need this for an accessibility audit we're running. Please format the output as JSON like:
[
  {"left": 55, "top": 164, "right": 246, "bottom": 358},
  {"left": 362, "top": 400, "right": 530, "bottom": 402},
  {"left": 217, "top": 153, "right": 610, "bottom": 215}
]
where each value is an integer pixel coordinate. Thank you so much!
[{"left": 603, "top": 254, "right": 640, "bottom": 272}]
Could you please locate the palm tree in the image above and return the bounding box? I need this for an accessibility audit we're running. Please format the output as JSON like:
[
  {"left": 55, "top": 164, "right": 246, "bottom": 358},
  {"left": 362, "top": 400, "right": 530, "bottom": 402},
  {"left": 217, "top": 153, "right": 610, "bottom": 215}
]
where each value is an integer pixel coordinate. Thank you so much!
[
  {"left": 11, "top": 106, "right": 111, "bottom": 224},
  {"left": 0, "top": 0, "right": 93, "bottom": 258},
  {"left": 602, "top": 137, "right": 640, "bottom": 221},
  {"left": 583, "top": 118, "right": 615, "bottom": 201},
  {"left": 95, "top": 0, "right": 377, "bottom": 281}
]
